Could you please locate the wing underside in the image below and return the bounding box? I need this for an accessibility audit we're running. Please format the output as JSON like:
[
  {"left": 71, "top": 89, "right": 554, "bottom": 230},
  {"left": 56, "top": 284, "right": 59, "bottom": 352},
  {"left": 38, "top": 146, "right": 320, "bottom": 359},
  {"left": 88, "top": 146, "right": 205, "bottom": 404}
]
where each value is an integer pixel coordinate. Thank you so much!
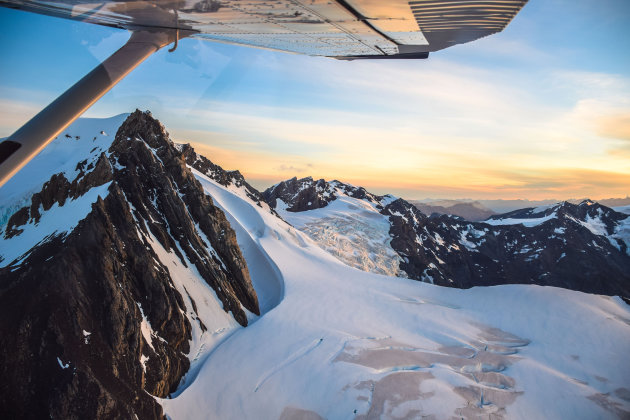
[{"left": 0, "top": 0, "right": 527, "bottom": 58}]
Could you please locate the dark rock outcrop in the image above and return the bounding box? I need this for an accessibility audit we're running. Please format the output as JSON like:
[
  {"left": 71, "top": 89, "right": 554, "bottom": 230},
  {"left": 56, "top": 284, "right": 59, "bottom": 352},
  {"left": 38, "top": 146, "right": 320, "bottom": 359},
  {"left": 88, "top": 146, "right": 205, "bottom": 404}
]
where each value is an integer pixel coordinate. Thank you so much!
[
  {"left": 0, "top": 110, "right": 259, "bottom": 419},
  {"left": 263, "top": 176, "right": 389, "bottom": 212},
  {"left": 263, "top": 176, "right": 336, "bottom": 212},
  {"left": 383, "top": 199, "right": 630, "bottom": 296}
]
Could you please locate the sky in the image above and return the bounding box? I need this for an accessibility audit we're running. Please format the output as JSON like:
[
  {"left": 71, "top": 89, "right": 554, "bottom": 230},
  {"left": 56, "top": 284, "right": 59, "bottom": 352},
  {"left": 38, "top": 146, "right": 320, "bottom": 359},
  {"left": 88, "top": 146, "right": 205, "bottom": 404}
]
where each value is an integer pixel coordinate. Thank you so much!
[{"left": 0, "top": 0, "right": 629, "bottom": 200}]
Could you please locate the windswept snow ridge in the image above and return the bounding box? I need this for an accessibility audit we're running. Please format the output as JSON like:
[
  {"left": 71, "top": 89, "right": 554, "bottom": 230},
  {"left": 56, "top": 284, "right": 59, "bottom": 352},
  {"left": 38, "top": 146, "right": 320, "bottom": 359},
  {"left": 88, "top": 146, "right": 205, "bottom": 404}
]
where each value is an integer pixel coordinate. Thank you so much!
[
  {"left": 483, "top": 212, "right": 557, "bottom": 227},
  {"left": 189, "top": 167, "right": 284, "bottom": 314}
]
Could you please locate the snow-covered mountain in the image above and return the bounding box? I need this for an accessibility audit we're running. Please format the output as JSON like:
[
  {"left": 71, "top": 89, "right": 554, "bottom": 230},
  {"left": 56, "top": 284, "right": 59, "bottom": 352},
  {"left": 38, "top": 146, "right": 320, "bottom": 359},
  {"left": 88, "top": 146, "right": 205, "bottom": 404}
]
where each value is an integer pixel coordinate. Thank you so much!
[
  {"left": 1, "top": 113, "right": 629, "bottom": 419},
  {"left": 0, "top": 111, "right": 259, "bottom": 418},
  {"left": 265, "top": 177, "right": 630, "bottom": 297}
]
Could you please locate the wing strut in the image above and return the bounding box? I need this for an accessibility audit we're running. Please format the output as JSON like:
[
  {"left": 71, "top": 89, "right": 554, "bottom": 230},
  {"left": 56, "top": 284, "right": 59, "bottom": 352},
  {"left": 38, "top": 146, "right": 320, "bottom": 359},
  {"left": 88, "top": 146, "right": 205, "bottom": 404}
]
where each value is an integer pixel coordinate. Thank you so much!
[{"left": 0, "top": 29, "right": 181, "bottom": 187}]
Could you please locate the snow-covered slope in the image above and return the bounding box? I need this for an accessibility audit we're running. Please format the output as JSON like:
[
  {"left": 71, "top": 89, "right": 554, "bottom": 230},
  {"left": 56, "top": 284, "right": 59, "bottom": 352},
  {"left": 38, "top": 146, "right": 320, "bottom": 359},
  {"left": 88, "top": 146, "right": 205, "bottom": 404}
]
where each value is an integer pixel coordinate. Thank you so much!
[{"left": 160, "top": 166, "right": 630, "bottom": 420}]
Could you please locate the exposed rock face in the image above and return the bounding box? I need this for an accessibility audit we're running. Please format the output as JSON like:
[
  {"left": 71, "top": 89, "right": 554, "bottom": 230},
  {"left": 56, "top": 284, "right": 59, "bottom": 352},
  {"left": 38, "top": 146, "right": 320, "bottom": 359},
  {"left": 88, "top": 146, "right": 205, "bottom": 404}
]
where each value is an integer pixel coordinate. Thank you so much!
[
  {"left": 263, "top": 176, "right": 388, "bottom": 212},
  {"left": 266, "top": 177, "right": 630, "bottom": 298},
  {"left": 0, "top": 111, "right": 259, "bottom": 418},
  {"left": 263, "top": 176, "right": 336, "bottom": 212},
  {"left": 384, "top": 199, "right": 630, "bottom": 296},
  {"left": 111, "top": 111, "right": 258, "bottom": 323}
]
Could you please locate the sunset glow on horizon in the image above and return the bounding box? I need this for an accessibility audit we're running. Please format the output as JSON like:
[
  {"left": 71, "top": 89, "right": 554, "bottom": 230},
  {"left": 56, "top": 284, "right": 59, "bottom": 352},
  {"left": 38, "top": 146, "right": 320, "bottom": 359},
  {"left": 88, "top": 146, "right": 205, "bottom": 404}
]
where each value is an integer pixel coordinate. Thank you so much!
[{"left": 1, "top": 0, "right": 629, "bottom": 201}]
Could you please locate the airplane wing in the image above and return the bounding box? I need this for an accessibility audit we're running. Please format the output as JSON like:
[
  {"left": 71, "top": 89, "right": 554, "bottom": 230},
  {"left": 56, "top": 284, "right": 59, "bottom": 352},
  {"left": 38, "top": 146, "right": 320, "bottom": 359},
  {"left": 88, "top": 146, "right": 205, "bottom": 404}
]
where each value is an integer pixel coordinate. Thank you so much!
[
  {"left": 0, "top": 0, "right": 528, "bottom": 59},
  {"left": 0, "top": 0, "right": 528, "bottom": 187}
]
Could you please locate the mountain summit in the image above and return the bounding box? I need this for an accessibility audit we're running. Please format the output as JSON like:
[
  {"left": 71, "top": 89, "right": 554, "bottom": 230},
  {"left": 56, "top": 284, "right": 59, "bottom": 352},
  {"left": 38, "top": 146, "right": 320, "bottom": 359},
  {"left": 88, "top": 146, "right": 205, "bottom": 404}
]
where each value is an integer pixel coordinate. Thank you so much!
[{"left": 0, "top": 111, "right": 258, "bottom": 418}]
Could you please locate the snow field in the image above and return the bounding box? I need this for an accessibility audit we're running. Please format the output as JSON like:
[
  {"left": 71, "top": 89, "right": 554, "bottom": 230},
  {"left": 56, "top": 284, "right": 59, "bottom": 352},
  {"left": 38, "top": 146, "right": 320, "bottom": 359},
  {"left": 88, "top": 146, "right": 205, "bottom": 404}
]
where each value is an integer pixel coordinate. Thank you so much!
[{"left": 160, "top": 167, "right": 630, "bottom": 420}]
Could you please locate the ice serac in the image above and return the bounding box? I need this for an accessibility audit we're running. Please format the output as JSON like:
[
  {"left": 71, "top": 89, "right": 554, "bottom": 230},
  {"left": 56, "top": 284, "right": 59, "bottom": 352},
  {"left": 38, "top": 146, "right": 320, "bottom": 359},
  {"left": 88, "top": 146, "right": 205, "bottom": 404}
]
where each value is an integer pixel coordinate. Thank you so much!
[
  {"left": 0, "top": 110, "right": 258, "bottom": 418},
  {"left": 264, "top": 178, "right": 405, "bottom": 277}
]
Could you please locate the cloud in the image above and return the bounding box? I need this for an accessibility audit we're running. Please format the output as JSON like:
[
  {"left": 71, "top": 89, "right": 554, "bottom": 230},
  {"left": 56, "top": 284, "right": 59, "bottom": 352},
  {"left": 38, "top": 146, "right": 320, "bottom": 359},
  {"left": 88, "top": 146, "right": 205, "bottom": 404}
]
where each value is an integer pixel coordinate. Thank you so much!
[
  {"left": 0, "top": 97, "right": 41, "bottom": 136},
  {"left": 598, "top": 113, "right": 630, "bottom": 141},
  {"left": 361, "top": 167, "right": 630, "bottom": 201},
  {"left": 3, "top": 33, "right": 629, "bottom": 201},
  {"left": 274, "top": 163, "right": 313, "bottom": 173},
  {"left": 158, "top": 61, "right": 630, "bottom": 199}
]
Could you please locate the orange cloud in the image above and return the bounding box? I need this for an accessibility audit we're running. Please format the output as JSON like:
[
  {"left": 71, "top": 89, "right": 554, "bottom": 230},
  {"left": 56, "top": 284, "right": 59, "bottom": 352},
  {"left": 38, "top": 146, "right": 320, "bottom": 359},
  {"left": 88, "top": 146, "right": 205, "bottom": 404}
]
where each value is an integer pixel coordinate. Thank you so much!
[
  {"left": 598, "top": 112, "right": 630, "bottom": 141},
  {"left": 182, "top": 138, "right": 630, "bottom": 201}
]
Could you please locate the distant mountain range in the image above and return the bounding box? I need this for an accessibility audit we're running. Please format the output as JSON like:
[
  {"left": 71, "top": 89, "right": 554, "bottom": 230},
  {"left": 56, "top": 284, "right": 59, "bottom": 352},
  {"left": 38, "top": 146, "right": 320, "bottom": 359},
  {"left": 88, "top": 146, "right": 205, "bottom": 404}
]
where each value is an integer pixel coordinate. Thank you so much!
[
  {"left": 414, "top": 197, "right": 630, "bottom": 215},
  {"left": 265, "top": 176, "right": 630, "bottom": 298},
  {"left": 408, "top": 199, "right": 495, "bottom": 221}
]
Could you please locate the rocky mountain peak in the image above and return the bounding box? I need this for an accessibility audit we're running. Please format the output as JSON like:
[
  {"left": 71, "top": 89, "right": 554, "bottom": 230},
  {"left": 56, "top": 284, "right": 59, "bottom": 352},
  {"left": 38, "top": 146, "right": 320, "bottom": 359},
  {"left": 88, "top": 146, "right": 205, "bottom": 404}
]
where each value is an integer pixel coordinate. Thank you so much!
[
  {"left": 263, "top": 176, "right": 337, "bottom": 212},
  {"left": 487, "top": 200, "right": 627, "bottom": 238},
  {"left": 115, "top": 109, "right": 170, "bottom": 150},
  {"left": 109, "top": 110, "right": 259, "bottom": 322},
  {"left": 263, "top": 176, "right": 393, "bottom": 212},
  {"left": 0, "top": 111, "right": 259, "bottom": 418}
]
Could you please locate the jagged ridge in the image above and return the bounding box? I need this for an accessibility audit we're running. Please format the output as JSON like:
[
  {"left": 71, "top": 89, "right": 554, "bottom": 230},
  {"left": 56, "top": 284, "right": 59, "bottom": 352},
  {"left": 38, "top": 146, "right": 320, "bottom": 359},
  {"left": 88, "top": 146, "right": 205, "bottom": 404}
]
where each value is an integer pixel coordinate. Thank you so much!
[
  {"left": 266, "top": 177, "right": 630, "bottom": 298},
  {"left": 0, "top": 111, "right": 259, "bottom": 418},
  {"left": 179, "top": 143, "right": 275, "bottom": 214},
  {"left": 263, "top": 176, "right": 390, "bottom": 212}
]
